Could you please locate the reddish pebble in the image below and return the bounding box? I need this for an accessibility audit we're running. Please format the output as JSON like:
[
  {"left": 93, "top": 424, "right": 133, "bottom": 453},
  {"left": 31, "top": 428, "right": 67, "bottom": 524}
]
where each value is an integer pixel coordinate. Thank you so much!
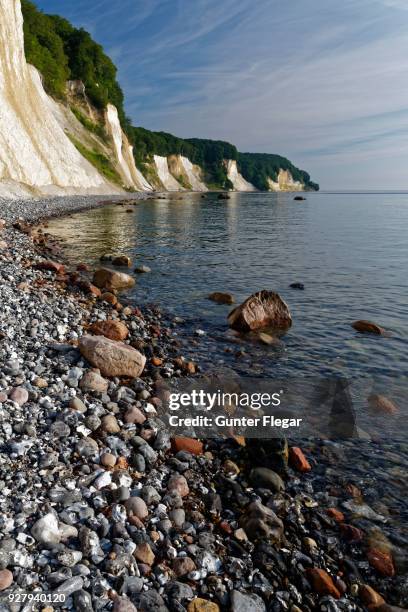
[
  {"left": 359, "top": 584, "right": 386, "bottom": 608},
  {"left": 367, "top": 549, "right": 395, "bottom": 577},
  {"left": 183, "top": 361, "right": 196, "bottom": 374},
  {"left": 151, "top": 357, "right": 163, "bottom": 367},
  {"left": 35, "top": 260, "right": 65, "bottom": 274},
  {"left": 289, "top": 447, "right": 311, "bottom": 472},
  {"left": 101, "top": 292, "right": 118, "bottom": 305},
  {"left": 124, "top": 406, "right": 146, "bottom": 425},
  {"left": 219, "top": 521, "right": 233, "bottom": 534},
  {"left": 327, "top": 508, "right": 345, "bottom": 522},
  {"left": 340, "top": 524, "right": 363, "bottom": 542},
  {"left": 171, "top": 437, "right": 204, "bottom": 455},
  {"left": 172, "top": 557, "right": 196, "bottom": 577},
  {"left": 116, "top": 457, "right": 129, "bottom": 470},
  {"left": 9, "top": 387, "right": 29, "bottom": 406},
  {"left": 89, "top": 319, "right": 129, "bottom": 341},
  {"left": 167, "top": 474, "right": 189, "bottom": 498},
  {"left": 87, "top": 284, "right": 102, "bottom": 297},
  {"left": 306, "top": 568, "right": 341, "bottom": 599},
  {"left": 0, "top": 569, "right": 13, "bottom": 591}
]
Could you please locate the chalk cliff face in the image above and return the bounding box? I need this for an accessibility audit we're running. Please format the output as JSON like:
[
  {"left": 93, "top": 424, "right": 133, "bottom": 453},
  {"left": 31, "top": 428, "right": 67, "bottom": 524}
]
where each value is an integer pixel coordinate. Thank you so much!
[
  {"left": 225, "top": 160, "right": 256, "bottom": 192},
  {"left": 0, "top": 0, "right": 119, "bottom": 198},
  {"left": 105, "top": 104, "right": 152, "bottom": 191},
  {"left": 267, "top": 169, "right": 304, "bottom": 192},
  {"left": 167, "top": 155, "right": 207, "bottom": 192},
  {"left": 153, "top": 155, "right": 185, "bottom": 191}
]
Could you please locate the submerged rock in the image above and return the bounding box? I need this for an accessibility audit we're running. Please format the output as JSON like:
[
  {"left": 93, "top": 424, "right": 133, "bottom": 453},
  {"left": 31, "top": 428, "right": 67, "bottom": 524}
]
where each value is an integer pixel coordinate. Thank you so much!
[
  {"left": 367, "top": 548, "right": 395, "bottom": 577},
  {"left": 240, "top": 501, "right": 283, "bottom": 544},
  {"left": 368, "top": 394, "right": 398, "bottom": 415},
  {"left": 208, "top": 291, "right": 235, "bottom": 304},
  {"left": 135, "top": 265, "right": 151, "bottom": 273},
  {"left": 246, "top": 437, "right": 289, "bottom": 473},
  {"left": 228, "top": 290, "right": 292, "bottom": 332}
]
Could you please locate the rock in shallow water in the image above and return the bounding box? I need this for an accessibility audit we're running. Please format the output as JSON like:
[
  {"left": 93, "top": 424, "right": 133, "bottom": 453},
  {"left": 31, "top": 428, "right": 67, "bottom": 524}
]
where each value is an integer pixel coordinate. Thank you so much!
[
  {"left": 228, "top": 290, "right": 292, "bottom": 332},
  {"left": 93, "top": 268, "right": 135, "bottom": 291},
  {"left": 240, "top": 501, "right": 283, "bottom": 544},
  {"left": 352, "top": 320, "right": 385, "bottom": 335},
  {"left": 208, "top": 291, "right": 234, "bottom": 304}
]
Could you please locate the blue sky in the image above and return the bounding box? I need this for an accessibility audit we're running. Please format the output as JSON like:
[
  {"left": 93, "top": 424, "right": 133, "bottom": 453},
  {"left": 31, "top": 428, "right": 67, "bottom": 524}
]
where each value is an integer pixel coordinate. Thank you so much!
[{"left": 35, "top": 0, "right": 408, "bottom": 189}]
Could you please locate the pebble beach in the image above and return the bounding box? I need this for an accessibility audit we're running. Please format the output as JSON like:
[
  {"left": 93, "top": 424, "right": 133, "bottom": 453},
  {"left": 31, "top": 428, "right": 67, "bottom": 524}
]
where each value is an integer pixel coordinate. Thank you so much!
[{"left": 0, "top": 196, "right": 406, "bottom": 612}]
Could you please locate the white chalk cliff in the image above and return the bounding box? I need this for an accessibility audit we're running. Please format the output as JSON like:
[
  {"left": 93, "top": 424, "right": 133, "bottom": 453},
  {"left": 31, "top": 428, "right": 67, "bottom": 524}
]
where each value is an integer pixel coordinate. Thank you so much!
[
  {"left": 267, "top": 169, "right": 304, "bottom": 192},
  {"left": 153, "top": 155, "right": 185, "bottom": 191},
  {"left": 167, "top": 155, "right": 207, "bottom": 191},
  {"left": 0, "top": 0, "right": 121, "bottom": 198},
  {"left": 225, "top": 160, "right": 256, "bottom": 192},
  {"left": 104, "top": 104, "right": 152, "bottom": 191}
]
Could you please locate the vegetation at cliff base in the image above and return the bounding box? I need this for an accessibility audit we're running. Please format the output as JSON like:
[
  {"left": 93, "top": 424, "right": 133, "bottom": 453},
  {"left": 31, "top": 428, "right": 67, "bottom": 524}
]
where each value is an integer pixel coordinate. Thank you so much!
[
  {"left": 70, "top": 106, "right": 108, "bottom": 142},
  {"left": 68, "top": 136, "right": 122, "bottom": 186}
]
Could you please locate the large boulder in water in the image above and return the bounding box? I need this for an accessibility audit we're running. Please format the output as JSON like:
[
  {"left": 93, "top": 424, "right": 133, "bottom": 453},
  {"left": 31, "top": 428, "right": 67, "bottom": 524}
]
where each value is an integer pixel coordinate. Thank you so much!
[
  {"left": 79, "top": 335, "right": 146, "bottom": 378},
  {"left": 93, "top": 268, "right": 135, "bottom": 291},
  {"left": 228, "top": 290, "right": 292, "bottom": 332}
]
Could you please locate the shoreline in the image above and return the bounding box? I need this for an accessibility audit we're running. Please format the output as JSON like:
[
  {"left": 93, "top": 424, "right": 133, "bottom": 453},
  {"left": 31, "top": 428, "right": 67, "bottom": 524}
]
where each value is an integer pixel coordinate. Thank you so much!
[
  {"left": 0, "top": 193, "right": 149, "bottom": 225},
  {"left": 0, "top": 206, "right": 405, "bottom": 610}
]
